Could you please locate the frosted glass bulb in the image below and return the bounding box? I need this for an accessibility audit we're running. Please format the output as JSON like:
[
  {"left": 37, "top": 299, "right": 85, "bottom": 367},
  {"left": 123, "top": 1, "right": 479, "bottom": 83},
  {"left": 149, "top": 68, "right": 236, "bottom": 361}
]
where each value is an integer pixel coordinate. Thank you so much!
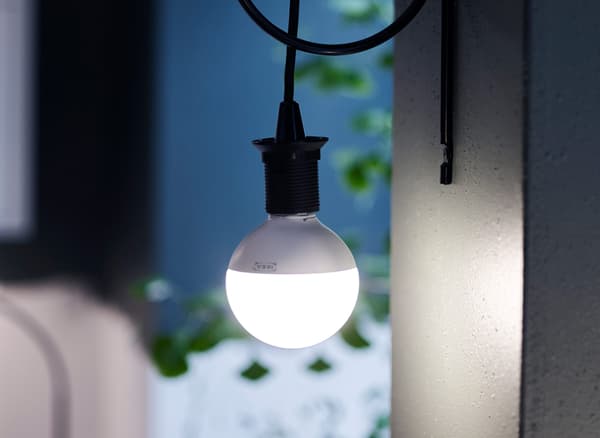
[{"left": 226, "top": 214, "right": 359, "bottom": 349}]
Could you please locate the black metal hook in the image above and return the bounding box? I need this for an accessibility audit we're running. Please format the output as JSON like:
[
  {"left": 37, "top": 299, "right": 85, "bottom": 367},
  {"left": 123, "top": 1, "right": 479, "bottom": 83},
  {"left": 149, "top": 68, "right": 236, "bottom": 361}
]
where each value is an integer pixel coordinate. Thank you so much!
[{"left": 440, "top": 0, "right": 456, "bottom": 185}]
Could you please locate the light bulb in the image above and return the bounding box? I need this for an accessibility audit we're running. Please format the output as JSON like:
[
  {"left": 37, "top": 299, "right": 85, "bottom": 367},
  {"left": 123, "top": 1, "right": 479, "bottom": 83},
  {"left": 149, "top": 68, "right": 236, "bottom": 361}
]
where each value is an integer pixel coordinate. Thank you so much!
[
  {"left": 226, "top": 214, "right": 359, "bottom": 349},
  {"left": 227, "top": 100, "right": 358, "bottom": 348}
]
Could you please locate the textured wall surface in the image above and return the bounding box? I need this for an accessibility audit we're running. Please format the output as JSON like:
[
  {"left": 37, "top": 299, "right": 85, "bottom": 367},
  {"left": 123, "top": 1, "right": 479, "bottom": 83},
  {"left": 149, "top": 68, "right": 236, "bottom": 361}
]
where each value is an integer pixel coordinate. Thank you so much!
[
  {"left": 391, "top": 0, "right": 523, "bottom": 436},
  {"left": 522, "top": 1, "right": 600, "bottom": 436}
]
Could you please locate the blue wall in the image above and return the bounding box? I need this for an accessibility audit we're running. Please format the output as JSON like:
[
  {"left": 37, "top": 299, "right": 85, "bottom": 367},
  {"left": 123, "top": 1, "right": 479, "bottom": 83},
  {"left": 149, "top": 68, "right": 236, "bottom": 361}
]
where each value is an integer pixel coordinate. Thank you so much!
[{"left": 156, "top": 0, "right": 391, "bottom": 297}]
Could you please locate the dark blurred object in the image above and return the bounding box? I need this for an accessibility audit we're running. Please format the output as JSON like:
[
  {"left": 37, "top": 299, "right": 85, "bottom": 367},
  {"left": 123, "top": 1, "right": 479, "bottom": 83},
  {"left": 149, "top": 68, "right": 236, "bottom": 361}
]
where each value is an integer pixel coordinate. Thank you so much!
[{"left": 0, "top": 0, "right": 156, "bottom": 299}]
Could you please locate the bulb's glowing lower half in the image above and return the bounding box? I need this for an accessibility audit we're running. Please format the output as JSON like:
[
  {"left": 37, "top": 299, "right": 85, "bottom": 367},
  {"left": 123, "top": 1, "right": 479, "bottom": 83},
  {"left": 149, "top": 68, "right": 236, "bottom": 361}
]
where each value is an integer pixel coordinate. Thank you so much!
[
  {"left": 226, "top": 214, "right": 359, "bottom": 349},
  {"left": 226, "top": 267, "right": 359, "bottom": 349}
]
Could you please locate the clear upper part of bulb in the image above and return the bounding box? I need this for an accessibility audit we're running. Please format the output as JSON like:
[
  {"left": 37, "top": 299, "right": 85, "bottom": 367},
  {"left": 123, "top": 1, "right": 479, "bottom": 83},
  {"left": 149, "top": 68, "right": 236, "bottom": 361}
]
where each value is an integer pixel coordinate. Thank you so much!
[{"left": 226, "top": 214, "right": 359, "bottom": 349}]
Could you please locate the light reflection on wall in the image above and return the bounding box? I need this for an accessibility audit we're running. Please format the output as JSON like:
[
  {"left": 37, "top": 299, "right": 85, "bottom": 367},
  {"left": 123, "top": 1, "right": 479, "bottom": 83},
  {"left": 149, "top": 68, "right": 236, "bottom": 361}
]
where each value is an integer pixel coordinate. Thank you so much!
[{"left": 391, "top": 0, "right": 524, "bottom": 436}]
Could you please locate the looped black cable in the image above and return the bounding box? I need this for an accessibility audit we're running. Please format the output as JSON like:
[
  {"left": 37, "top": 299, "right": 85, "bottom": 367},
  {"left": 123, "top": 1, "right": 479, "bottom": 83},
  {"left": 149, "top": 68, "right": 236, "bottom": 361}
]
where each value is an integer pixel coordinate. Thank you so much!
[
  {"left": 238, "top": 0, "right": 427, "bottom": 56},
  {"left": 241, "top": 0, "right": 453, "bottom": 185}
]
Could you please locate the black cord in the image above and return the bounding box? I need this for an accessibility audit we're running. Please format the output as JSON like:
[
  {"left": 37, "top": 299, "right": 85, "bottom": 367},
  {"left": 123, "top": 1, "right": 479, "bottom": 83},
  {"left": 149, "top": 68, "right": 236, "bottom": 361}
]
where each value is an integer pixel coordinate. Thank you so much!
[
  {"left": 440, "top": 0, "right": 454, "bottom": 184},
  {"left": 0, "top": 294, "right": 70, "bottom": 438},
  {"left": 239, "top": 0, "right": 426, "bottom": 56},
  {"left": 283, "top": 0, "right": 300, "bottom": 102}
]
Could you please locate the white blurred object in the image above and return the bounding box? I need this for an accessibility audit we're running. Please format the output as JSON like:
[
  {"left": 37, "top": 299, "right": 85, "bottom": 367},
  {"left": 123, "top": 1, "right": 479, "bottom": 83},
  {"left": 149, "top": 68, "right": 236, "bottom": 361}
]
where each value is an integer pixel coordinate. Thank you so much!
[
  {"left": 0, "top": 0, "right": 34, "bottom": 239},
  {"left": 0, "top": 283, "right": 148, "bottom": 438},
  {"left": 149, "top": 318, "right": 390, "bottom": 438}
]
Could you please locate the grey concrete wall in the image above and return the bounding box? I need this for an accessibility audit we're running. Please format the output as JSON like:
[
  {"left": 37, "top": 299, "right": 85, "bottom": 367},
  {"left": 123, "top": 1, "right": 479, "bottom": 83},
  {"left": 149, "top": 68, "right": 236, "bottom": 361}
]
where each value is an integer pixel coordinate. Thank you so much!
[
  {"left": 391, "top": 0, "right": 524, "bottom": 436},
  {"left": 522, "top": 1, "right": 600, "bottom": 436}
]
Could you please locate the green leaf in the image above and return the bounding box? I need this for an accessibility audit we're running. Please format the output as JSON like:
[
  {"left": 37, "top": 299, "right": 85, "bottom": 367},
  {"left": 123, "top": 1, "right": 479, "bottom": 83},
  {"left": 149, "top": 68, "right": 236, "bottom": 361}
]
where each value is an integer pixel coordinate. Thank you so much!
[
  {"left": 240, "top": 360, "right": 270, "bottom": 381},
  {"left": 151, "top": 335, "right": 189, "bottom": 378},
  {"left": 295, "top": 59, "right": 372, "bottom": 95},
  {"left": 340, "top": 318, "right": 371, "bottom": 349},
  {"left": 188, "top": 315, "right": 247, "bottom": 353},
  {"left": 188, "top": 330, "right": 220, "bottom": 353},
  {"left": 189, "top": 313, "right": 247, "bottom": 353},
  {"left": 368, "top": 413, "right": 390, "bottom": 438},
  {"left": 307, "top": 357, "right": 333, "bottom": 373},
  {"left": 375, "top": 414, "right": 390, "bottom": 430},
  {"left": 378, "top": 51, "right": 394, "bottom": 69},
  {"left": 294, "top": 59, "right": 320, "bottom": 80},
  {"left": 318, "top": 66, "right": 371, "bottom": 94},
  {"left": 364, "top": 153, "right": 389, "bottom": 174},
  {"left": 344, "top": 161, "right": 371, "bottom": 192},
  {"left": 219, "top": 318, "right": 247, "bottom": 340},
  {"left": 362, "top": 153, "right": 391, "bottom": 186},
  {"left": 340, "top": 151, "right": 391, "bottom": 194},
  {"left": 330, "top": 0, "right": 381, "bottom": 23},
  {"left": 341, "top": 3, "right": 380, "bottom": 23},
  {"left": 364, "top": 293, "right": 390, "bottom": 322}
]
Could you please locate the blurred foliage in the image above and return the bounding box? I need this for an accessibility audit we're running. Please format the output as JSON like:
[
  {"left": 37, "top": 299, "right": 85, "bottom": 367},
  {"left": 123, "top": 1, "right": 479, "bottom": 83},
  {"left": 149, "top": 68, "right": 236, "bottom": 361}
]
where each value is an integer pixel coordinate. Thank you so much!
[
  {"left": 151, "top": 335, "right": 189, "bottom": 377},
  {"left": 368, "top": 413, "right": 390, "bottom": 438},
  {"left": 334, "top": 107, "right": 392, "bottom": 196},
  {"left": 307, "top": 357, "right": 333, "bottom": 373},
  {"left": 336, "top": 150, "right": 391, "bottom": 193},
  {"left": 137, "top": 279, "right": 249, "bottom": 377},
  {"left": 295, "top": 59, "right": 372, "bottom": 95},
  {"left": 240, "top": 360, "right": 270, "bottom": 381},
  {"left": 330, "top": 0, "right": 393, "bottom": 23},
  {"left": 378, "top": 51, "right": 394, "bottom": 69},
  {"left": 340, "top": 317, "right": 371, "bottom": 349}
]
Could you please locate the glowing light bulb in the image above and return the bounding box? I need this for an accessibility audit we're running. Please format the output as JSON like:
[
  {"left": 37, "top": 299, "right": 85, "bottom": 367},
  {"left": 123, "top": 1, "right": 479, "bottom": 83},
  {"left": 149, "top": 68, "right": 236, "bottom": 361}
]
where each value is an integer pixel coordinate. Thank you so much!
[{"left": 226, "top": 214, "right": 359, "bottom": 349}]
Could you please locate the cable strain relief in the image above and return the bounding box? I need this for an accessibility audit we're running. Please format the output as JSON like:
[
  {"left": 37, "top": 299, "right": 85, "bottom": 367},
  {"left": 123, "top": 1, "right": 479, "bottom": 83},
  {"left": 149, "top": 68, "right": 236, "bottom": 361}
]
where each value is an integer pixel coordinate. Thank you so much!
[{"left": 275, "top": 100, "right": 305, "bottom": 143}]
